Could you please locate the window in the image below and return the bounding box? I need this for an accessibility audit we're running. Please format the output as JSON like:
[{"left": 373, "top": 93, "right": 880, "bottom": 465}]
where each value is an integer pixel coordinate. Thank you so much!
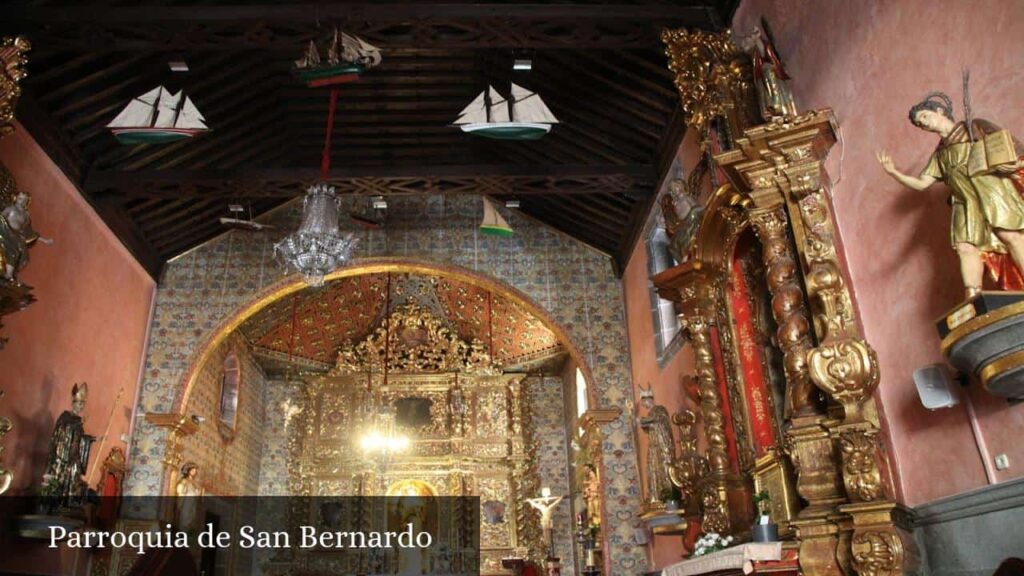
[
  {"left": 646, "top": 226, "right": 681, "bottom": 359},
  {"left": 575, "top": 368, "right": 589, "bottom": 419},
  {"left": 219, "top": 352, "right": 241, "bottom": 435}
]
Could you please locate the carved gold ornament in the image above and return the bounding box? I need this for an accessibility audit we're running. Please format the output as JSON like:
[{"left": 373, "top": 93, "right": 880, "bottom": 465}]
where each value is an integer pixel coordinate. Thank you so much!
[
  {"left": 851, "top": 530, "right": 903, "bottom": 576},
  {"left": 661, "top": 28, "right": 747, "bottom": 139},
  {"left": 807, "top": 339, "right": 880, "bottom": 420},
  {"left": 0, "top": 36, "right": 30, "bottom": 138},
  {"left": 333, "top": 303, "right": 499, "bottom": 375},
  {"left": 838, "top": 427, "right": 883, "bottom": 502}
]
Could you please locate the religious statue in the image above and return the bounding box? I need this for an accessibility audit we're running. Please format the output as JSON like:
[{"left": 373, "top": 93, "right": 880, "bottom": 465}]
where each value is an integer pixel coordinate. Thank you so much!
[
  {"left": 877, "top": 87, "right": 1024, "bottom": 300},
  {"left": 43, "top": 383, "right": 95, "bottom": 511},
  {"left": 0, "top": 186, "right": 51, "bottom": 283},
  {"left": 637, "top": 383, "right": 675, "bottom": 506},
  {"left": 660, "top": 178, "right": 705, "bottom": 263},
  {"left": 735, "top": 18, "right": 797, "bottom": 121},
  {"left": 175, "top": 462, "right": 203, "bottom": 531},
  {"left": 526, "top": 488, "right": 563, "bottom": 559}
]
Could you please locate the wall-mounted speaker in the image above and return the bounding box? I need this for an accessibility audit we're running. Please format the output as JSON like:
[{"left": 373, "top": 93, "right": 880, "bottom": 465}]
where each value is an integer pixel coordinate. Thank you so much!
[
  {"left": 913, "top": 363, "right": 961, "bottom": 410},
  {"left": 633, "top": 526, "right": 650, "bottom": 546}
]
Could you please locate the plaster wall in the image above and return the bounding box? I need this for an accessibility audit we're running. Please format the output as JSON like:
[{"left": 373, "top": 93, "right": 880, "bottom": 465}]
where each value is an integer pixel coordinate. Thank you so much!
[
  {"left": 732, "top": 0, "right": 1024, "bottom": 505},
  {"left": 0, "top": 125, "right": 155, "bottom": 496},
  {"left": 125, "top": 195, "right": 647, "bottom": 573}
]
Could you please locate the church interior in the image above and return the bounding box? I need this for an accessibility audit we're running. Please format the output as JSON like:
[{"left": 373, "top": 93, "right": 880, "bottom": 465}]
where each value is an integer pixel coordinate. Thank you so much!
[{"left": 1, "top": 1, "right": 1023, "bottom": 575}]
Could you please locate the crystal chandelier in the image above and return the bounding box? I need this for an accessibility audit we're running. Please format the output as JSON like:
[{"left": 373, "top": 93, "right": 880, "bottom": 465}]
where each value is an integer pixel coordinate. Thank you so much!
[{"left": 274, "top": 182, "right": 358, "bottom": 286}]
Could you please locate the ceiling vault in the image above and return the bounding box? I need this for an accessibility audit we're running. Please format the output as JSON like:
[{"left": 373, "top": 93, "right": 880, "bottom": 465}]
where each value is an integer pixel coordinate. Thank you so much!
[{"left": 4, "top": 0, "right": 738, "bottom": 278}]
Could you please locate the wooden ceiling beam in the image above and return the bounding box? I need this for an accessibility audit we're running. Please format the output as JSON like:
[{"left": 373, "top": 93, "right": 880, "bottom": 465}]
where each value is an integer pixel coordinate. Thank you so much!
[
  {"left": 86, "top": 163, "right": 652, "bottom": 190},
  {"left": 6, "top": 4, "right": 719, "bottom": 50}
]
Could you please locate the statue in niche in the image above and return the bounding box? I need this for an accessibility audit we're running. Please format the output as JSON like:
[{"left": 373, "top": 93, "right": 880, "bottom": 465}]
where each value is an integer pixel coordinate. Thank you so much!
[
  {"left": 175, "top": 462, "right": 203, "bottom": 531},
  {"left": 637, "top": 383, "right": 674, "bottom": 505},
  {"left": 0, "top": 172, "right": 52, "bottom": 283},
  {"left": 660, "top": 178, "right": 705, "bottom": 263},
  {"left": 735, "top": 18, "right": 797, "bottom": 121},
  {"left": 877, "top": 88, "right": 1024, "bottom": 300},
  {"left": 43, "top": 383, "right": 95, "bottom": 511}
]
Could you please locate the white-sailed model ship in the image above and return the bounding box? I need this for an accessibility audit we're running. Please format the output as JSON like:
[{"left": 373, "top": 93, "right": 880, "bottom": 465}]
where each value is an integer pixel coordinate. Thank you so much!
[
  {"left": 454, "top": 84, "right": 558, "bottom": 140},
  {"left": 107, "top": 86, "right": 208, "bottom": 144},
  {"left": 479, "top": 198, "right": 513, "bottom": 236}
]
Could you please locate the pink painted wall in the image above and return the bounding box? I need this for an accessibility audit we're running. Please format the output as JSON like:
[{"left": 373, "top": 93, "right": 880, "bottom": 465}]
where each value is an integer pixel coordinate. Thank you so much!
[
  {"left": 0, "top": 124, "right": 155, "bottom": 498},
  {"left": 732, "top": 0, "right": 1024, "bottom": 504}
]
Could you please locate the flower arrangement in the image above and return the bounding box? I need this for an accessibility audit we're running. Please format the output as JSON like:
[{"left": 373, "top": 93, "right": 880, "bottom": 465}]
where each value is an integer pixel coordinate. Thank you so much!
[
  {"left": 39, "top": 474, "right": 61, "bottom": 497},
  {"left": 692, "top": 532, "right": 734, "bottom": 556}
]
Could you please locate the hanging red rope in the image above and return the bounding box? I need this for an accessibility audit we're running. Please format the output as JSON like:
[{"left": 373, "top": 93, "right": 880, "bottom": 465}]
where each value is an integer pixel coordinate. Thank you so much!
[
  {"left": 320, "top": 88, "right": 339, "bottom": 178},
  {"left": 287, "top": 292, "right": 300, "bottom": 367}
]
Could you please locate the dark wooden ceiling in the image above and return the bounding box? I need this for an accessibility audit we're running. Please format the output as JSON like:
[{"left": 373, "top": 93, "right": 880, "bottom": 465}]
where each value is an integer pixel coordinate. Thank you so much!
[{"left": 4, "top": 1, "right": 737, "bottom": 279}]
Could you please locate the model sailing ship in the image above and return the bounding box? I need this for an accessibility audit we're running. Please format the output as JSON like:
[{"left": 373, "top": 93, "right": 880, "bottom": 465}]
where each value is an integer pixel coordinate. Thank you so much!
[
  {"left": 480, "top": 198, "right": 513, "bottom": 236},
  {"left": 106, "top": 86, "right": 208, "bottom": 144},
  {"left": 454, "top": 84, "right": 559, "bottom": 140},
  {"left": 294, "top": 29, "right": 382, "bottom": 87}
]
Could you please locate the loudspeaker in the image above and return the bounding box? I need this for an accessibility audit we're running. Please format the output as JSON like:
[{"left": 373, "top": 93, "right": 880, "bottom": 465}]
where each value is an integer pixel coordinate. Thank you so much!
[{"left": 913, "top": 363, "right": 960, "bottom": 410}]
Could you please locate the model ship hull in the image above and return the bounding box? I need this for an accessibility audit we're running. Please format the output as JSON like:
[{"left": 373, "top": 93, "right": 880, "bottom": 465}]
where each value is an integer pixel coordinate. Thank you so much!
[
  {"left": 295, "top": 63, "right": 366, "bottom": 87},
  {"left": 110, "top": 127, "right": 205, "bottom": 144},
  {"left": 460, "top": 122, "right": 552, "bottom": 141}
]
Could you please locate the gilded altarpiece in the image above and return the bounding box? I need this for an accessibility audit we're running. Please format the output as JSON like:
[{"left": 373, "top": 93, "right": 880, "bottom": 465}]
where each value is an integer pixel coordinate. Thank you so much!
[
  {"left": 659, "top": 27, "right": 918, "bottom": 576},
  {"left": 282, "top": 372, "right": 534, "bottom": 575}
]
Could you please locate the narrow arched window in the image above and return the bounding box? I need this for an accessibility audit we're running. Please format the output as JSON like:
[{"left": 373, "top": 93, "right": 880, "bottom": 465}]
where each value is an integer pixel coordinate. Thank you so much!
[{"left": 219, "top": 352, "right": 241, "bottom": 433}]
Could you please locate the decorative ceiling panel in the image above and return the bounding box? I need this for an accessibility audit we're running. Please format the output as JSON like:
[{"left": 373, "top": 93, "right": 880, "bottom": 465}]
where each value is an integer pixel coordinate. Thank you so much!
[{"left": 241, "top": 272, "right": 561, "bottom": 368}]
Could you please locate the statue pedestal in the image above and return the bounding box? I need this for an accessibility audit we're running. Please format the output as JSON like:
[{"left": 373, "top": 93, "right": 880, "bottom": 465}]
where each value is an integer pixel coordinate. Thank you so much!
[
  {"left": 939, "top": 291, "right": 1024, "bottom": 398},
  {"left": 639, "top": 506, "right": 688, "bottom": 536}
]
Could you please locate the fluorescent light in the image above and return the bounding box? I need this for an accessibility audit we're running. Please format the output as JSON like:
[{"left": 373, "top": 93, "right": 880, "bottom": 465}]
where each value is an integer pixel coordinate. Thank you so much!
[
  {"left": 513, "top": 58, "right": 532, "bottom": 71},
  {"left": 505, "top": 200, "right": 521, "bottom": 208},
  {"left": 168, "top": 60, "right": 189, "bottom": 72}
]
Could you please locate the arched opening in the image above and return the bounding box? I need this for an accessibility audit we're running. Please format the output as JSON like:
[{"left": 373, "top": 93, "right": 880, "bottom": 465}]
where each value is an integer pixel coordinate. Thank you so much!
[{"left": 155, "top": 259, "right": 600, "bottom": 572}]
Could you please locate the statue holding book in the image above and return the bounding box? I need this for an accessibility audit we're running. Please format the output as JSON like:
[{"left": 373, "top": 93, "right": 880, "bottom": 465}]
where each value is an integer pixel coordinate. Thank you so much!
[{"left": 877, "top": 88, "right": 1024, "bottom": 299}]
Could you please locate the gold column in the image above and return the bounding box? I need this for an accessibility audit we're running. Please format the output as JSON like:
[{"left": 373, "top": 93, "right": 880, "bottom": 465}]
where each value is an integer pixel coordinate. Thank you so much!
[{"left": 657, "top": 265, "right": 750, "bottom": 535}]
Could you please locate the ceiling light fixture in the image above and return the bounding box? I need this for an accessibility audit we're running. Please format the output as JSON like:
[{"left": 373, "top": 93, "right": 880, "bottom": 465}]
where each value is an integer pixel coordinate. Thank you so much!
[
  {"left": 505, "top": 199, "right": 521, "bottom": 208},
  {"left": 168, "top": 60, "right": 189, "bottom": 72},
  {"left": 273, "top": 88, "right": 358, "bottom": 286},
  {"left": 513, "top": 58, "right": 532, "bottom": 71},
  {"left": 371, "top": 196, "right": 388, "bottom": 210}
]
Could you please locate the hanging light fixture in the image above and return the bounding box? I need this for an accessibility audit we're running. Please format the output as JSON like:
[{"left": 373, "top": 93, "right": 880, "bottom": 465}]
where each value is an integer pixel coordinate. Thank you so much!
[
  {"left": 358, "top": 273, "right": 411, "bottom": 465},
  {"left": 274, "top": 182, "right": 357, "bottom": 286},
  {"left": 274, "top": 88, "right": 358, "bottom": 286}
]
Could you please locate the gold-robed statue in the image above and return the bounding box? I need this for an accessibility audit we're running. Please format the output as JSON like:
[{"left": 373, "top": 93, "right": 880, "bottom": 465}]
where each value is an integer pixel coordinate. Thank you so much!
[
  {"left": 878, "top": 87, "right": 1024, "bottom": 300},
  {"left": 44, "top": 383, "right": 96, "bottom": 511},
  {"left": 637, "top": 383, "right": 675, "bottom": 506}
]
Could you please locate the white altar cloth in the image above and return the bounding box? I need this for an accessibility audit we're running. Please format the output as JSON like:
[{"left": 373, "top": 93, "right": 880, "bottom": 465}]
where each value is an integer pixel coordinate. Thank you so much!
[{"left": 662, "top": 542, "right": 783, "bottom": 576}]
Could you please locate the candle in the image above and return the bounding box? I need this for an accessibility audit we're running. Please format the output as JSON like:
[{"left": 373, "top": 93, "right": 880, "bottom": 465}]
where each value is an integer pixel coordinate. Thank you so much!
[{"left": 541, "top": 487, "right": 551, "bottom": 498}]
